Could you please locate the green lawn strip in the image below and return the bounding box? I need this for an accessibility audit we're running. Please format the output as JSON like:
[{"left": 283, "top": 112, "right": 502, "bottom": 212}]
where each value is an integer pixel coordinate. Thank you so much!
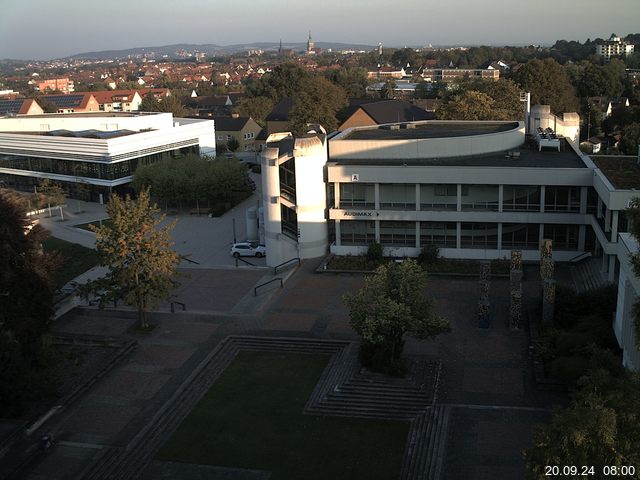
[
  {"left": 42, "top": 236, "right": 99, "bottom": 288},
  {"left": 73, "top": 218, "right": 112, "bottom": 231},
  {"left": 157, "top": 351, "right": 410, "bottom": 480}
]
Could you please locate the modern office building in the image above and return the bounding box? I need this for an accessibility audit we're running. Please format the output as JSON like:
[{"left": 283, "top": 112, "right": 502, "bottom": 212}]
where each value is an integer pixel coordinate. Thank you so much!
[
  {"left": 259, "top": 110, "right": 640, "bottom": 369},
  {"left": 0, "top": 112, "right": 216, "bottom": 199}
]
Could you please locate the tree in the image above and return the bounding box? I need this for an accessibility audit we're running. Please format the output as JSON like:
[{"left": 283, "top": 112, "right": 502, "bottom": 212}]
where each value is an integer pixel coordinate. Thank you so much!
[
  {"left": 620, "top": 123, "right": 640, "bottom": 155},
  {"left": 288, "top": 76, "right": 347, "bottom": 135},
  {"left": 343, "top": 259, "right": 450, "bottom": 374},
  {"left": 525, "top": 369, "right": 640, "bottom": 479},
  {"left": 327, "top": 67, "right": 369, "bottom": 98},
  {"left": 85, "top": 188, "right": 180, "bottom": 329},
  {"left": 237, "top": 96, "right": 274, "bottom": 126},
  {"left": 139, "top": 92, "right": 160, "bottom": 112},
  {"left": 380, "top": 79, "right": 396, "bottom": 99},
  {"left": 37, "top": 178, "right": 65, "bottom": 208},
  {"left": 514, "top": 58, "right": 579, "bottom": 114},
  {"left": 227, "top": 136, "right": 240, "bottom": 152},
  {"left": 0, "top": 190, "right": 57, "bottom": 415},
  {"left": 438, "top": 90, "right": 496, "bottom": 120}
]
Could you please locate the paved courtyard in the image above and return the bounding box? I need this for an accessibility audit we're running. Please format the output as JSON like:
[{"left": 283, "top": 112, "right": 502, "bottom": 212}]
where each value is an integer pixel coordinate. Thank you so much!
[{"left": 0, "top": 257, "right": 567, "bottom": 480}]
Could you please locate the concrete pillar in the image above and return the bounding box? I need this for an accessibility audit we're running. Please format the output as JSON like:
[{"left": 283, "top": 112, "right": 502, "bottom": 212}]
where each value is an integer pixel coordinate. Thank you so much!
[
  {"left": 335, "top": 220, "right": 341, "bottom": 246},
  {"left": 605, "top": 208, "right": 611, "bottom": 233},
  {"left": 415, "top": 184, "right": 420, "bottom": 211},
  {"left": 602, "top": 253, "right": 608, "bottom": 275},
  {"left": 579, "top": 186, "right": 588, "bottom": 214},
  {"left": 538, "top": 224, "right": 545, "bottom": 253},
  {"left": 415, "top": 221, "right": 420, "bottom": 248},
  {"left": 578, "top": 225, "right": 586, "bottom": 251},
  {"left": 457, "top": 184, "right": 462, "bottom": 212},
  {"left": 611, "top": 211, "right": 619, "bottom": 242},
  {"left": 498, "top": 184, "right": 504, "bottom": 213},
  {"left": 597, "top": 197, "right": 603, "bottom": 219},
  {"left": 374, "top": 184, "right": 380, "bottom": 210},
  {"left": 539, "top": 185, "right": 546, "bottom": 213},
  {"left": 375, "top": 220, "right": 380, "bottom": 243},
  {"left": 497, "top": 223, "right": 503, "bottom": 251},
  {"left": 456, "top": 222, "right": 461, "bottom": 249},
  {"left": 608, "top": 255, "right": 616, "bottom": 283},
  {"left": 334, "top": 182, "right": 340, "bottom": 208}
]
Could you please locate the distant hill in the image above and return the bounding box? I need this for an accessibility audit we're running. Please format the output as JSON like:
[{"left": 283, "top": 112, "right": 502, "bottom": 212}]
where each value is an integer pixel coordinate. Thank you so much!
[{"left": 67, "top": 42, "right": 377, "bottom": 60}]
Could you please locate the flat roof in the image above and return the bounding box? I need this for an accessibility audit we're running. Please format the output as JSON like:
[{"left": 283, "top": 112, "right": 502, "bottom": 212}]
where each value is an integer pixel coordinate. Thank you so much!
[
  {"left": 330, "top": 138, "right": 586, "bottom": 169},
  {"left": 593, "top": 155, "right": 640, "bottom": 189},
  {"left": 342, "top": 121, "right": 519, "bottom": 140}
]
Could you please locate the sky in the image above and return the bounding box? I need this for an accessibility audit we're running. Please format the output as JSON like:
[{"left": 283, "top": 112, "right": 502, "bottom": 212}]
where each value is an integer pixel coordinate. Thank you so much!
[{"left": 1, "top": 0, "right": 639, "bottom": 60}]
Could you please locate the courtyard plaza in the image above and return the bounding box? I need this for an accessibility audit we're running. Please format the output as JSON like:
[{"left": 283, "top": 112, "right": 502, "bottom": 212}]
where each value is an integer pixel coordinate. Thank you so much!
[{"left": 0, "top": 250, "right": 566, "bottom": 479}]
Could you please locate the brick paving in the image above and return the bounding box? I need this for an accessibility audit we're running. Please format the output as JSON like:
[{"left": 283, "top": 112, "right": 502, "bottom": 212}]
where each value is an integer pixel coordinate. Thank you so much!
[{"left": 2, "top": 261, "right": 567, "bottom": 480}]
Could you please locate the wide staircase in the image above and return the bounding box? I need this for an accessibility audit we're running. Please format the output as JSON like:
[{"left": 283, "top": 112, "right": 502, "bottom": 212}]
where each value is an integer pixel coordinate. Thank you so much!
[{"left": 570, "top": 256, "right": 610, "bottom": 293}]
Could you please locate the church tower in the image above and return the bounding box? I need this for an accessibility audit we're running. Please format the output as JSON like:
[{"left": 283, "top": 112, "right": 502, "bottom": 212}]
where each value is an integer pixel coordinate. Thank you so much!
[{"left": 307, "top": 31, "right": 315, "bottom": 54}]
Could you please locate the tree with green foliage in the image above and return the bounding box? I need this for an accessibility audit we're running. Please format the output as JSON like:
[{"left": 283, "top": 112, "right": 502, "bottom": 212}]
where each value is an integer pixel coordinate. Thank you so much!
[
  {"left": 288, "top": 76, "right": 347, "bottom": 135},
  {"left": 514, "top": 58, "right": 579, "bottom": 114},
  {"left": 525, "top": 367, "right": 640, "bottom": 479},
  {"left": 0, "top": 190, "right": 58, "bottom": 415},
  {"left": 327, "top": 67, "right": 370, "bottom": 98},
  {"left": 343, "top": 259, "right": 450, "bottom": 374},
  {"left": 237, "top": 96, "right": 274, "bottom": 126},
  {"left": 379, "top": 79, "right": 396, "bottom": 100},
  {"left": 620, "top": 123, "right": 640, "bottom": 155},
  {"left": 227, "top": 136, "right": 240, "bottom": 152},
  {"left": 437, "top": 78, "right": 523, "bottom": 121},
  {"left": 85, "top": 188, "right": 180, "bottom": 329},
  {"left": 37, "top": 178, "right": 66, "bottom": 208}
]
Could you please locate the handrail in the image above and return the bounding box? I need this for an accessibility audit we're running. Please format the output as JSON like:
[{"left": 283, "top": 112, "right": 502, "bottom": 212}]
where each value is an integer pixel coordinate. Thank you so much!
[
  {"left": 235, "top": 257, "right": 255, "bottom": 267},
  {"left": 254, "top": 278, "right": 283, "bottom": 296},
  {"left": 171, "top": 301, "right": 186, "bottom": 313},
  {"left": 568, "top": 251, "right": 592, "bottom": 263},
  {"left": 273, "top": 257, "right": 301, "bottom": 274},
  {"left": 181, "top": 255, "right": 200, "bottom": 265}
]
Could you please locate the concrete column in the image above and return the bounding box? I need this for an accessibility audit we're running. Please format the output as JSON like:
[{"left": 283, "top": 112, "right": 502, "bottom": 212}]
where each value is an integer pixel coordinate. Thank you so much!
[
  {"left": 335, "top": 220, "right": 341, "bottom": 246},
  {"left": 374, "top": 184, "right": 380, "bottom": 210},
  {"left": 602, "top": 253, "right": 608, "bottom": 275},
  {"left": 498, "top": 185, "right": 504, "bottom": 213},
  {"left": 605, "top": 207, "right": 611, "bottom": 233},
  {"left": 608, "top": 255, "right": 616, "bottom": 283},
  {"left": 611, "top": 211, "right": 619, "bottom": 242},
  {"left": 579, "top": 186, "right": 588, "bottom": 215},
  {"left": 456, "top": 222, "right": 461, "bottom": 249},
  {"left": 538, "top": 223, "right": 545, "bottom": 253},
  {"left": 334, "top": 182, "right": 340, "bottom": 208},
  {"left": 415, "top": 184, "right": 420, "bottom": 211},
  {"left": 375, "top": 220, "right": 380, "bottom": 243},
  {"left": 457, "top": 184, "right": 462, "bottom": 212},
  {"left": 497, "top": 223, "right": 503, "bottom": 251},
  {"left": 415, "top": 221, "right": 420, "bottom": 248},
  {"left": 539, "top": 185, "right": 546, "bottom": 213},
  {"left": 597, "top": 197, "right": 603, "bottom": 219},
  {"left": 578, "top": 225, "right": 586, "bottom": 251}
]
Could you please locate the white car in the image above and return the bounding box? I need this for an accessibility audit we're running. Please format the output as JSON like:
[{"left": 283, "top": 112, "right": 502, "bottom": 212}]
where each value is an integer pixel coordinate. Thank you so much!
[{"left": 230, "top": 242, "right": 266, "bottom": 258}]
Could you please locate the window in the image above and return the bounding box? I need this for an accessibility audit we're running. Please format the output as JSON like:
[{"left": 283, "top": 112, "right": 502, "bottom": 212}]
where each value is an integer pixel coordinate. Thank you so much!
[
  {"left": 420, "top": 222, "right": 456, "bottom": 247},
  {"left": 461, "top": 223, "right": 498, "bottom": 248},
  {"left": 340, "top": 183, "right": 375, "bottom": 208},
  {"left": 340, "top": 220, "right": 376, "bottom": 245},
  {"left": 281, "top": 205, "right": 298, "bottom": 240},
  {"left": 434, "top": 184, "right": 457, "bottom": 196},
  {"left": 379, "top": 184, "right": 415, "bottom": 209},
  {"left": 421, "top": 184, "right": 456, "bottom": 210},
  {"left": 217, "top": 135, "right": 223, "bottom": 140},
  {"left": 279, "top": 158, "right": 296, "bottom": 203},
  {"left": 544, "top": 224, "right": 579, "bottom": 250},
  {"left": 461, "top": 185, "right": 499, "bottom": 211},
  {"left": 226, "top": 134, "right": 232, "bottom": 141},
  {"left": 502, "top": 223, "right": 539, "bottom": 249},
  {"left": 544, "top": 186, "right": 580, "bottom": 212},
  {"left": 380, "top": 221, "right": 415, "bottom": 247},
  {"left": 503, "top": 186, "right": 541, "bottom": 212}
]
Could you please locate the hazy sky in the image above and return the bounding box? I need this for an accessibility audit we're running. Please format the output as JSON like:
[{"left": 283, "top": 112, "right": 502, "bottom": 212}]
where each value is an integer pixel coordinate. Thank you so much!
[{"left": 1, "top": 0, "right": 639, "bottom": 60}]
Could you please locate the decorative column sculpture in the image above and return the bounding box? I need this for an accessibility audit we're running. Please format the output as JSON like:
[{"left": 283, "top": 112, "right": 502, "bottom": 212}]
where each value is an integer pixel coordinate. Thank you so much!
[
  {"left": 510, "top": 250, "right": 523, "bottom": 330},
  {"left": 478, "top": 261, "right": 491, "bottom": 328},
  {"left": 540, "top": 239, "right": 555, "bottom": 323}
]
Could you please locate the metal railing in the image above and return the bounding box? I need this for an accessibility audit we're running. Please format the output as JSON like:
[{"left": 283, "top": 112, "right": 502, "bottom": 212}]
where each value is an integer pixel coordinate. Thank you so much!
[
  {"left": 273, "top": 257, "right": 300, "bottom": 274},
  {"left": 254, "top": 278, "right": 283, "bottom": 296},
  {"left": 235, "top": 256, "right": 255, "bottom": 267}
]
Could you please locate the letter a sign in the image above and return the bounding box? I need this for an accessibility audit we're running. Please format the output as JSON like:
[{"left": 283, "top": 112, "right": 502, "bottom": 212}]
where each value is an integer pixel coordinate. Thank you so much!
[{"left": 351, "top": 174, "right": 359, "bottom": 182}]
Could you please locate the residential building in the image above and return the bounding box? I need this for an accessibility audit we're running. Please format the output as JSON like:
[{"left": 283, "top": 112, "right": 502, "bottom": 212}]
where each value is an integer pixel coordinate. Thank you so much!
[
  {"left": 0, "top": 98, "right": 44, "bottom": 116},
  {"left": 338, "top": 99, "right": 434, "bottom": 131},
  {"left": 86, "top": 90, "right": 144, "bottom": 112},
  {"left": 596, "top": 34, "right": 635, "bottom": 62},
  {"left": 39, "top": 93, "right": 100, "bottom": 113},
  {"left": 265, "top": 97, "right": 294, "bottom": 134},
  {"left": 37, "top": 78, "right": 75, "bottom": 93},
  {"left": 421, "top": 67, "right": 499, "bottom": 82},
  {"left": 0, "top": 112, "right": 215, "bottom": 200},
  {"left": 213, "top": 115, "right": 261, "bottom": 153},
  {"left": 367, "top": 67, "right": 407, "bottom": 79}
]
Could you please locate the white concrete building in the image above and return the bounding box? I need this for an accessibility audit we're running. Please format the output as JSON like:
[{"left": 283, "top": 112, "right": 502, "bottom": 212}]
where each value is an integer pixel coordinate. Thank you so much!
[
  {"left": 596, "top": 34, "right": 635, "bottom": 62},
  {"left": 0, "top": 112, "right": 215, "bottom": 199},
  {"left": 614, "top": 233, "right": 640, "bottom": 370}
]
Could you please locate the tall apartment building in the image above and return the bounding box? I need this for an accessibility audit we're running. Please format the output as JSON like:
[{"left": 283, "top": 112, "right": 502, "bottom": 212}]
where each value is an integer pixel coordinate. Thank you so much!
[
  {"left": 596, "top": 34, "right": 635, "bottom": 62},
  {"left": 37, "top": 78, "right": 75, "bottom": 93}
]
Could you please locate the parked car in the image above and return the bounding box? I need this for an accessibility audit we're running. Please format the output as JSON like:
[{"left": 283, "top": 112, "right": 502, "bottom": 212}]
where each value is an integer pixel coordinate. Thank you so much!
[{"left": 230, "top": 242, "right": 266, "bottom": 258}]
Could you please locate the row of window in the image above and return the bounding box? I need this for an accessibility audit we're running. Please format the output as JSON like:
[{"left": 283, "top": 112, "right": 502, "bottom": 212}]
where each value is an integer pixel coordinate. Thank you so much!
[
  {"left": 339, "top": 221, "right": 579, "bottom": 250},
  {"left": 339, "top": 184, "right": 584, "bottom": 212},
  {"left": 0, "top": 146, "right": 199, "bottom": 181}
]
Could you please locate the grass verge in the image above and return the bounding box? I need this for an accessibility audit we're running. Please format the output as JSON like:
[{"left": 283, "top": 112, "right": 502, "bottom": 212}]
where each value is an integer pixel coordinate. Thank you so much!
[
  {"left": 42, "top": 236, "right": 99, "bottom": 288},
  {"left": 157, "top": 350, "right": 409, "bottom": 480}
]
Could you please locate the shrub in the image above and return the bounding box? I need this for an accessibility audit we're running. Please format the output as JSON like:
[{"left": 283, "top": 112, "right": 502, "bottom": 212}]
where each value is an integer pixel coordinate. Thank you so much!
[
  {"left": 417, "top": 244, "right": 440, "bottom": 266},
  {"left": 366, "top": 242, "right": 384, "bottom": 264}
]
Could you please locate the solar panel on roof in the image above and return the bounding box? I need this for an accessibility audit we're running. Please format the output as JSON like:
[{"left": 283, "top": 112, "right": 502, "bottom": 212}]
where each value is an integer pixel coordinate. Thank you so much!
[
  {"left": 0, "top": 100, "right": 26, "bottom": 115},
  {"left": 44, "top": 94, "right": 85, "bottom": 108}
]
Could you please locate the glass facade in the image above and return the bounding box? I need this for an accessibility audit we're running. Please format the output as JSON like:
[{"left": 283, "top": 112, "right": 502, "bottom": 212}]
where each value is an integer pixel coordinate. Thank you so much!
[
  {"left": 502, "top": 223, "right": 540, "bottom": 249},
  {"left": 461, "top": 185, "right": 499, "bottom": 211},
  {"left": 340, "top": 220, "right": 376, "bottom": 245},
  {"left": 340, "top": 183, "right": 375, "bottom": 208},
  {"left": 461, "top": 223, "right": 498, "bottom": 248},
  {"left": 502, "top": 186, "right": 541, "bottom": 211},
  {"left": 279, "top": 158, "right": 296, "bottom": 203},
  {"left": 380, "top": 221, "right": 416, "bottom": 246},
  {"left": 420, "top": 184, "right": 457, "bottom": 210},
  {"left": 281, "top": 204, "right": 298, "bottom": 240},
  {"left": 379, "top": 183, "right": 415, "bottom": 209},
  {"left": 544, "top": 224, "right": 579, "bottom": 250},
  {"left": 0, "top": 146, "right": 199, "bottom": 181},
  {"left": 544, "top": 186, "right": 580, "bottom": 212},
  {"left": 420, "top": 221, "right": 457, "bottom": 247}
]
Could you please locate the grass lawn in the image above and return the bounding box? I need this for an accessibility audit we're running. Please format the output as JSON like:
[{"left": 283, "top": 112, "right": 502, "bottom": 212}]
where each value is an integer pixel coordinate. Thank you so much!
[
  {"left": 42, "top": 236, "right": 99, "bottom": 288},
  {"left": 157, "top": 351, "right": 410, "bottom": 480},
  {"left": 73, "top": 218, "right": 112, "bottom": 231}
]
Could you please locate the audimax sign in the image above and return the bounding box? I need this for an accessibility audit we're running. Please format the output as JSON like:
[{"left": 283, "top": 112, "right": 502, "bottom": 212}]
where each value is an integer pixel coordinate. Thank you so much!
[{"left": 343, "top": 211, "right": 380, "bottom": 217}]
